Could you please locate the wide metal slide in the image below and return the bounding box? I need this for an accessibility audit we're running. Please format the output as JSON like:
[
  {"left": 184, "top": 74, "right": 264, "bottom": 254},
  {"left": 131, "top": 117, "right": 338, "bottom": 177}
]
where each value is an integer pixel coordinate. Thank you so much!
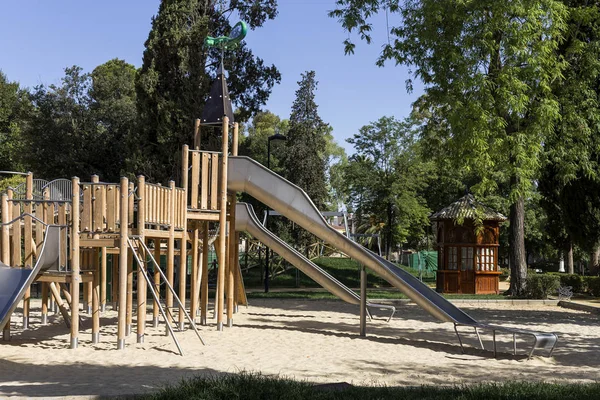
[
  {"left": 228, "top": 156, "right": 558, "bottom": 358},
  {"left": 0, "top": 225, "right": 61, "bottom": 331},
  {"left": 235, "top": 202, "right": 395, "bottom": 320}
]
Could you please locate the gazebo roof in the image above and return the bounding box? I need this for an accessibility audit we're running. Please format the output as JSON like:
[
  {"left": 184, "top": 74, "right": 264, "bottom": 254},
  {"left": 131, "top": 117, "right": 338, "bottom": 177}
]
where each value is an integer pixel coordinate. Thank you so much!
[{"left": 429, "top": 194, "right": 507, "bottom": 222}]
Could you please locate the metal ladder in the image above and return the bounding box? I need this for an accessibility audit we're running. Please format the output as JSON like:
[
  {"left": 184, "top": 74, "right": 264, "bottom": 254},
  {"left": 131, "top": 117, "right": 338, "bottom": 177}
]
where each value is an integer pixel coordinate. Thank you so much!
[{"left": 127, "top": 236, "right": 206, "bottom": 356}]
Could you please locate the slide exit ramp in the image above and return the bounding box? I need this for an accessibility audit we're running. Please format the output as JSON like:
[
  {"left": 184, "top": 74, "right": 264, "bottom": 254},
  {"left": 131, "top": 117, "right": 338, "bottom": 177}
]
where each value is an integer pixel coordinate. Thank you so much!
[
  {"left": 228, "top": 156, "right": 558, "bottom": 358},
  {"left": 0, "top": 225, "right": 61, "bottom": 331},
  {"left": 235, "top": 202, "right": 395, "bottom": 320}
]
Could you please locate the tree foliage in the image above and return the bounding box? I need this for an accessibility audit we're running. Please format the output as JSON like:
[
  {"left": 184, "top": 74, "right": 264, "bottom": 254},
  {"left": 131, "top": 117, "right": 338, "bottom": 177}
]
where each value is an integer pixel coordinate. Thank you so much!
[
  {"left": 0, "top": 71, "right": 29, "bottom": 172},
  {"left": 345, "top": 116, "right": 431, "bottom": 257},
  {"left": 21, "top": 62, "right": 137, "bottom": 181},
  {"left": 134, "top": 0, "right": 281, "bottom": 183},
  {"left": 331, "top": 0, "right": 568, "bottom": 294},
  {"left": 282, "top": 71, "right": 329, "bottom": 247}
]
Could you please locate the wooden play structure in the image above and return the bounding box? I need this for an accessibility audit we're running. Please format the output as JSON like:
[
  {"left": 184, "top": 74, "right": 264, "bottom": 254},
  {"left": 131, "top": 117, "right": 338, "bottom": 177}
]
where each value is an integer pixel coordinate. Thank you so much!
[
  {"left": 430, "top": 194, "right": 507, "bottom": 295},
  {"left": 0, "top": 116, "right": 247, "bottom": 354}
]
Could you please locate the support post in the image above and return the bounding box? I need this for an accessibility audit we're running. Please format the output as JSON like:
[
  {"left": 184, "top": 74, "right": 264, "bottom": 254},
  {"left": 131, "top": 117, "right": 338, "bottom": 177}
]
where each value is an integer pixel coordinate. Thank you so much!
[
  {"left": 101, "top": 247, "right": 107, "bottom": 312},
  {"left": 1, "top": 193, "right": 10, "bottom": 340},
  {"left": 91, "top": 175, "right": 100, "bottom": 343},
  {"left": 152, "top": 238, "right": 161, "bottom": 327},
  {"left": 23, "top": 172, "right": 33, "bottom": 329},
  {"left": 137, "top": 175, "right": 147, "bottom": 343},
  {"left": 117, "top": 177, "right": 129, "bottom": 350},
  {"left": 166, "top": 181, "right": 175, "bottom": 311},
  {"left": 201, "top": 222, "right": 209, "bottom": 325},
  {"left": 70, "top": 177, "right": 81, "bottom": 349},
  {"left": 360, "top": 265, "right": 367, "bottom": 337},
  {"left": 216, "top": 117, "right": 229, "bottom": 331}
]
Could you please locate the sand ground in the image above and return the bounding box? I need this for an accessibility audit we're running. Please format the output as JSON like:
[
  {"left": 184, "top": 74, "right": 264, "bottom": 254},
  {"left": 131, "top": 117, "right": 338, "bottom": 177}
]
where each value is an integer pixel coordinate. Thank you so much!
[{"left": 0, "top": 299, "right": 598, "bottom": 399}]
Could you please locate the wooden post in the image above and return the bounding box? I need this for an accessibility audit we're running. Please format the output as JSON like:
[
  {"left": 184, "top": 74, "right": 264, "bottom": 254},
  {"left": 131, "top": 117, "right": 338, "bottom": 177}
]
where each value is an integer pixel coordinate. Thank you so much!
[
  {"left": 229, "top": 122, "right": 239, "bottom": 320},
  {"left": 48, "top": 283, "right": 71, "bottom": 328},
  {"left": 201, "top": 222, "right": 209, "bottom": 325},
  {"left": 101, "top": 247, "right": 107, "bottom": 312},
  {"left": 166, "top": 181, "right": 176, "bottom": 311},
  {"left": 1, "top": 193, "right": 10, "bottom": 340},
  {"left": 180, "top": 146, "right": 189, "bottom": 331},
  {"left": 137, "top": 176, "right": 147, "bottom": 343},
  {"left": 193, "top": 118, "right": 201, "bottom": 150},
  {"left": 91, "top": 176, "right": 101, "bottom": 343},
  {"left": 112, "top": 254, "right": 118, "bottom": 310},
  {"left": 191, "top": 222, "right": 199, "bottom": 322},
  {"left": 216, "top": 117, "right": 229, "bottom": 331},
  {"left": 152, "top": 238, "right": 161, "bottom": 327},
  {"left": 22, "top": 173, "right": 33, "bottom": 329},
  {"left": 126, "top": 182, "right": 134, "bottom": 336},
  {"left": 92, "top": 249, "right": 100, "bottom": 343},
  {"left": 41, "top": 188, "right": 50, "bottom": 324},
  {"left": 360, "top": 265, "right": 367, "bottom": 337},
  {"left": 117, "top": 177, "right": 129, "bottom": 350},
  {"left": 70, "top": 177, "right": 81, "bottom": 349}
]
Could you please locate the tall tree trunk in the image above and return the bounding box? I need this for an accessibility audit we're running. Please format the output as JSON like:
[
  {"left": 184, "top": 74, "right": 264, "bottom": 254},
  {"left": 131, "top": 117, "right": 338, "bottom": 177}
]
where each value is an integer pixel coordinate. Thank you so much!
[
  {"left": 567, "top": 239, "right": 574, "bottom": 275},
  {"left": 589, "top": 245, "right": 600, "bottom": 275},
  {"left": 386, "top": 201, "right": 393, "bottom": 260},
  {"left": 508, "top": 195, "right": 527, "bottom": 296}
]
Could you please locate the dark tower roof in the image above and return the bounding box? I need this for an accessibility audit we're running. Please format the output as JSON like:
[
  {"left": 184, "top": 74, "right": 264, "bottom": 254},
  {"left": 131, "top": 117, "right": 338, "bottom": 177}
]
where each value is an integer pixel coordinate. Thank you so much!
[
  {"left": 429, "top": 194, "right": 507, "bottom": 222},
  {"left": 200, "top": 64, "right": 234, "bottom": 126}
]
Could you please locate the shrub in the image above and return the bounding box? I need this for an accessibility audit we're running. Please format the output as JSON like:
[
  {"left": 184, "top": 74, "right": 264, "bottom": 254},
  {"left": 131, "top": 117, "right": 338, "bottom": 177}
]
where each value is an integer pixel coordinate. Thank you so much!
[
  {"left": 526, "top": 274, "right": 560, "bottom": 299},
  {"left": 586, "top": 276, "right": 600, "bottom": 297},
  {"left": 559, "top": 274, "right": 587, "bottom": 294}
]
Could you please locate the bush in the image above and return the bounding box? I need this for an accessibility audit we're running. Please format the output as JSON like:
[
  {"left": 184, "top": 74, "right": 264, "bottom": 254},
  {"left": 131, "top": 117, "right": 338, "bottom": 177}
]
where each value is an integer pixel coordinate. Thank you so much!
[
  {"left": 586, "top": 276, "right": 600, "bottom": 297},
  {"left": 559, "top": 274, "right": 587, "bottom": 294},
  {"left": 526, "top": 274, "right": 560, "bottom": 299}
]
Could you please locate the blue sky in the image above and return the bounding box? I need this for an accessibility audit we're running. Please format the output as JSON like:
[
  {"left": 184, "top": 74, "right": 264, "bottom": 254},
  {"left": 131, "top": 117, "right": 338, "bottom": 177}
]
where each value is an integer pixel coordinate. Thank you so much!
[{"left": 0, "top": 0, "right": 423, "bottom": 154}]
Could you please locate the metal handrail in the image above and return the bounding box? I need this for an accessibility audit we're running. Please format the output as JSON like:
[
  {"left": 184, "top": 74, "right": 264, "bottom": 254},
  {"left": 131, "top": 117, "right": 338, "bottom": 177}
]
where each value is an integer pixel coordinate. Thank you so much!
[{"left": 128, "top": 237, "right": 206, "bottom": 345}]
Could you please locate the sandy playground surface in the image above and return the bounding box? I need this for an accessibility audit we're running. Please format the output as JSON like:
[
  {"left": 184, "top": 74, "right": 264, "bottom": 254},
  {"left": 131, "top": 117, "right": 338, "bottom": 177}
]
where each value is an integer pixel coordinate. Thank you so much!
[{"left": 0, "top": 298, "right": 598, "bottom": 399}]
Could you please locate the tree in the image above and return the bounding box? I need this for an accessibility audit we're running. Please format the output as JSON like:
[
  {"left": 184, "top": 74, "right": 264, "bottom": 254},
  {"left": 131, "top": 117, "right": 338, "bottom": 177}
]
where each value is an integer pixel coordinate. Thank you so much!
[
  {"left": 135, "top": 0, "right": 281, "bottom": 183},
  {"left": 539, "top": 1, "right": 600, "bottom": 275},
  {"left": 21, "top": 61, "right": 137, "bottom": 181},
  {"left": 238, "top": 110, "right": 289, "bottom": 224},
  {"left": 0, "top": 71, "right": 29, "bottom": 172},
  {"left": 89, "top": 59, "right": 137, "bottom": 181},
  {"left": 282, "top": 71, "right": 329, "bottom": 247},
  {"left": 331, "top": 1, "right": 567, "bottom": 295},
  {"left": 239, "top": 110, "right": 288, "bottom": 171},
  {"left": 22, "top": 66, "right": 95, "bottom": 179},
  {"left": 345, "top": 116, "right": 431, "bottom": 258}
]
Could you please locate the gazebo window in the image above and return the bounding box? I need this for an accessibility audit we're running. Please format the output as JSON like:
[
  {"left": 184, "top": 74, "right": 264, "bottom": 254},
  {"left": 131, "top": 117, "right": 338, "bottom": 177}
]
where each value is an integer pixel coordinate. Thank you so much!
[
  {"left": 461, "top": 247, "right": 473, "bottom": 271},
  {"left": 476, "top": 247, "right": 495, "bottom": 271},
  {"left": 448, "top": 247, "right": 458, "bottom": 270}
]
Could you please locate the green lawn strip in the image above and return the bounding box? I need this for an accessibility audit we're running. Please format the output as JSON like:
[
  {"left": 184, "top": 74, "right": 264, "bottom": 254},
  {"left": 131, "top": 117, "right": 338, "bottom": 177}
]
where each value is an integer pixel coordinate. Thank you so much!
[
  {"left": 139, "top": 372, "right": 600, "bottom": 400},
  {"left": 242, "top": 256, "right": 436, "bottom": 290}
]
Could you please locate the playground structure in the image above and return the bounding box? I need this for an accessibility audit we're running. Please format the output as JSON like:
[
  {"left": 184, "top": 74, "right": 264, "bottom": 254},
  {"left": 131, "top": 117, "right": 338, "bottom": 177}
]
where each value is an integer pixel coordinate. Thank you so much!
[{"left": 0, "top": 60, "right": 559, "bottom": 358}]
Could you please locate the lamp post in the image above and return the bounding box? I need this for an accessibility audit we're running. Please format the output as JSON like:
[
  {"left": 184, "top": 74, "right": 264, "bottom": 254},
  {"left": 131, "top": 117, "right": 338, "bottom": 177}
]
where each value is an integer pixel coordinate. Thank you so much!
[{"left": 265, "top": 133, "right": 287, "bottom": 292}]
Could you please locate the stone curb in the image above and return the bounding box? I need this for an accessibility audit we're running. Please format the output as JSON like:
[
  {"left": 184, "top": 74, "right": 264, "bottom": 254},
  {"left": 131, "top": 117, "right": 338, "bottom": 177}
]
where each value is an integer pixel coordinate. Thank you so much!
[{"left": 558, "top": 300, "right": 600, "bottom": 314}]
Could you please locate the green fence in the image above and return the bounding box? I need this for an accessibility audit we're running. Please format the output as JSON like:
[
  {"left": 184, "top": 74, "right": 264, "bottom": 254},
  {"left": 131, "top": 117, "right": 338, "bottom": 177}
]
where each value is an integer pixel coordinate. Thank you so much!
[{"left": 408, "top": 251, "right": 438, "bottom": 273}]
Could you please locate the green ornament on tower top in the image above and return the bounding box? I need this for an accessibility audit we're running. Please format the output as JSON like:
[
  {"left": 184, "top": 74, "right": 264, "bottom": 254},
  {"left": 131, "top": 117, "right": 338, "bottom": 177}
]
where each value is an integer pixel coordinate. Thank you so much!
[{"left": 204, "top": 21, "right": 248, "bottom": 49}]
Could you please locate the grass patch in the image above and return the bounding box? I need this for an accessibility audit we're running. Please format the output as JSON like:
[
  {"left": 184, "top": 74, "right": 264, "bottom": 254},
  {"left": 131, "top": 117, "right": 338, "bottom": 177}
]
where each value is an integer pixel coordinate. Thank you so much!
[
  {"left": 139, "top": 372, "right": 600, "bottom": 400},
  {"left": 242, "top": 256, "right": 427, "bottom": 290}
]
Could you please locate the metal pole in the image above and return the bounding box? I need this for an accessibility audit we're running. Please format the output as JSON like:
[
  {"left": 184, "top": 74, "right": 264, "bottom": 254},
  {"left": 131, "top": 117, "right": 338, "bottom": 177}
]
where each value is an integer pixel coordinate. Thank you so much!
[
  {"left": 360, "top": 264, "right": 367, "bottom": 337},
  {"left": 265, "top": 139, "right": 271, "bottom": 293}
]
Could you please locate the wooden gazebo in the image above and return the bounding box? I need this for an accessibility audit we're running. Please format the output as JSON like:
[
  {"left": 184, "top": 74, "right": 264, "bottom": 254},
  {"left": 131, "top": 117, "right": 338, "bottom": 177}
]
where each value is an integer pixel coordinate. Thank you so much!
[{"left": 430, "top": 194, "right": 506, "bottom": 294}]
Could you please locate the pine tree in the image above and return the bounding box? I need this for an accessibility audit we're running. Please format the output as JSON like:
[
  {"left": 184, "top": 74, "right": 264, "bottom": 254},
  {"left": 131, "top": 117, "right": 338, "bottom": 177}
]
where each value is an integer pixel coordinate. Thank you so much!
[
  {"left": 135, "top": 0, "right": 280, "bottom": 183},
  {"left": 283, "top": 71, "right": 329, "bottom": 247}
]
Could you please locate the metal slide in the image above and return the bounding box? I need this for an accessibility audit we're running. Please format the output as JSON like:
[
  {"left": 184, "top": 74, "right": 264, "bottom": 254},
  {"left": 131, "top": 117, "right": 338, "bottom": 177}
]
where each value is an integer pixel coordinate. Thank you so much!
[
  {"left": 0, "top": 225, "right": 61, "bottom": 331},
  {"left": 236, "top": 202, "right": 394, "bottom": 319},
  {"left": 229, "top": 156, "right": 558, "bottom": 357}
]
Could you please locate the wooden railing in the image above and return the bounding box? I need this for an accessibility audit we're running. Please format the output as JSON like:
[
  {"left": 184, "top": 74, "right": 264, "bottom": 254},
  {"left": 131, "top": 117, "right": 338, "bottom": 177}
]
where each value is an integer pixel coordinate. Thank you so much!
[{"left": 188, "top": 150, "right": 220, "bottom": 211}]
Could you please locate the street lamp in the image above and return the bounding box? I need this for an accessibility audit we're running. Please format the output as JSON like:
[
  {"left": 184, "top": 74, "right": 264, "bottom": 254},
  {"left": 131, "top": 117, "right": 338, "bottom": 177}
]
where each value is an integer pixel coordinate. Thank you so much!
[{"left": 264, "top": 133, "right": 287, "bottom": 292}]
